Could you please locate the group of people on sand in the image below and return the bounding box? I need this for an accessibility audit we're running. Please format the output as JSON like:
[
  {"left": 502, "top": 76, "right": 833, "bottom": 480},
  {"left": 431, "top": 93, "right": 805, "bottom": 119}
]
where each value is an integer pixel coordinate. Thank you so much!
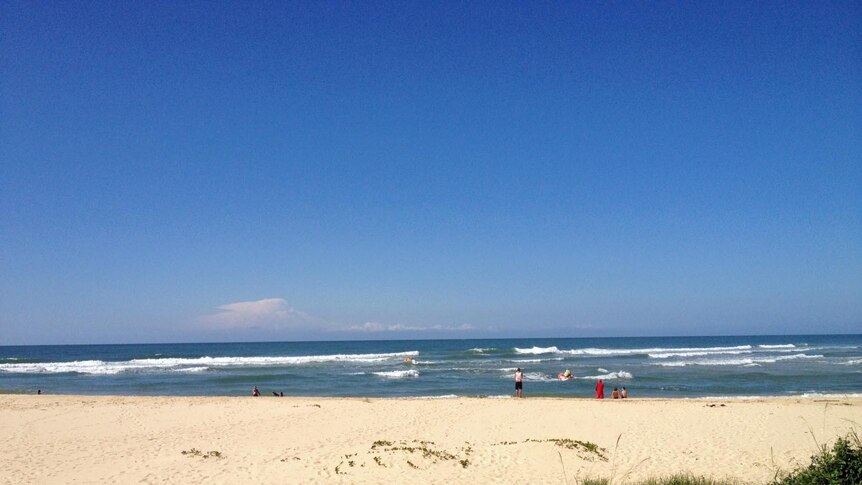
[
  {"left": 252, "top": 386, "right": 283, "bottom": 397},
  {"left": 514, "top": 371, "right": 629, "bottom": 399},
  {"left": 594, "top": 379, "right": 627, "bottom": 399}
]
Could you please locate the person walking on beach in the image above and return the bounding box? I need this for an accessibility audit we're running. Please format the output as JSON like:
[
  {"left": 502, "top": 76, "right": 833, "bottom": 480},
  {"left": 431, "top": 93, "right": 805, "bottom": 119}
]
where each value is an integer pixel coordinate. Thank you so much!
[
  {"left": 595, "top": 379, "right": 604, "bottom": 399},
  {"left": 514, "top": 368, "right": 523, "bottom": 398}
]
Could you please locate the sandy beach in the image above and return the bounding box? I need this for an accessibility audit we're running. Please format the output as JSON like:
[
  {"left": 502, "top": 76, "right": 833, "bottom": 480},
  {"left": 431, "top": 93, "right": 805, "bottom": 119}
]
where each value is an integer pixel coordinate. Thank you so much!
[{"left": 1, "top": 395, "right": 860, "bottom": 484}]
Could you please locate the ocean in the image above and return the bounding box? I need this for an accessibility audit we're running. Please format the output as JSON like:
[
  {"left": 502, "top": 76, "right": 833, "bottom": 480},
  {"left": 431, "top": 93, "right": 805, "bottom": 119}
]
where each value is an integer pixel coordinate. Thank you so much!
[{"left": 1, "top": 335, "right": 860, "bottom": 398}]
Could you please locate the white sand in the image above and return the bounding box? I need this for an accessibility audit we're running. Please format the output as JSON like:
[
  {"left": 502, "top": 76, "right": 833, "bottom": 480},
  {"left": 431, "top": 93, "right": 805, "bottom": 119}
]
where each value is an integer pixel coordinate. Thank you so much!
[{"left": 1, "top": 395, "right": 860, "bottom": 484}]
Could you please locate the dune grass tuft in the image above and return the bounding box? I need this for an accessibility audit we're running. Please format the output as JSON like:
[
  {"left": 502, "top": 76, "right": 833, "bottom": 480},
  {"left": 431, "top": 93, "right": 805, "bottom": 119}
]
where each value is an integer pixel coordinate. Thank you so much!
[{"left": 771, "top": 430, "right": 862, "bottom": 485}]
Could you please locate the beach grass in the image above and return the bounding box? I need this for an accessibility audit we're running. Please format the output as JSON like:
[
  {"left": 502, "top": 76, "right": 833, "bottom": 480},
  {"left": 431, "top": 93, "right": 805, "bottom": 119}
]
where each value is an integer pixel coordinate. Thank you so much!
[
  {"left": 578, "top": 430, "right": 862, "bottom": 485},
  {"left": 771, "top": 430, "right": 862, "bottom": 485},
  {"left": 581, "top": 476, "right": 741, "bottom": 485}
]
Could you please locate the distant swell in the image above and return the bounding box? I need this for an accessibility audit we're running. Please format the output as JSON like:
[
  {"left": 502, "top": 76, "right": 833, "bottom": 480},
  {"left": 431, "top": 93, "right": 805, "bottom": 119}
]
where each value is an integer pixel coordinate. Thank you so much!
[{"left": 654, "top": 353, "right": 823, "bottom": 367}]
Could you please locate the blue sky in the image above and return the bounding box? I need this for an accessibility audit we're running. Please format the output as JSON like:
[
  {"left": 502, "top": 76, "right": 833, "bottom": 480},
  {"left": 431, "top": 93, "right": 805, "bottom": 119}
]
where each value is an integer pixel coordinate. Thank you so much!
[{"left": 1, "top": 1, "right": 860, "bottom": 344}]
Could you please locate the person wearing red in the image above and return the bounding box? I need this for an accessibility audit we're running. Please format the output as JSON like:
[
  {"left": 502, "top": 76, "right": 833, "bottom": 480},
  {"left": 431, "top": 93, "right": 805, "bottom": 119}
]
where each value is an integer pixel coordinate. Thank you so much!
[{"left": 595, "top": 379, "right": 605, "bottom": 399}]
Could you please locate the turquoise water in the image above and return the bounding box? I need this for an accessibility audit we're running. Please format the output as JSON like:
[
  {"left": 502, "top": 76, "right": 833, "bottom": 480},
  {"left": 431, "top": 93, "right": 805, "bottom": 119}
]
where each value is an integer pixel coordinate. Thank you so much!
[{"left": 1, "top": 335, "right": 860, "bottom": 398}]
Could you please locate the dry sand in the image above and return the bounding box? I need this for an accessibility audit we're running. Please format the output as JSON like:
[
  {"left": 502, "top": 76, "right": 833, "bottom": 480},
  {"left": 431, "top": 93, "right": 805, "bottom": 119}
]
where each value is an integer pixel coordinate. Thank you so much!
[{"left": 2, "top": 395, "right": 860, "bottom": 484}]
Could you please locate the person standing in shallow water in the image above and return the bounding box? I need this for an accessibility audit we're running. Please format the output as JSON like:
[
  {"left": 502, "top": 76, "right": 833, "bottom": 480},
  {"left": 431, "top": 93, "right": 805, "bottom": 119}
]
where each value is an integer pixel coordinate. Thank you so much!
[
  {"left": 514, "top": 368, "right": 523, "bottom": 398},
  {"left": 595, "top": 379, "right": 604, "bottom": 399}
]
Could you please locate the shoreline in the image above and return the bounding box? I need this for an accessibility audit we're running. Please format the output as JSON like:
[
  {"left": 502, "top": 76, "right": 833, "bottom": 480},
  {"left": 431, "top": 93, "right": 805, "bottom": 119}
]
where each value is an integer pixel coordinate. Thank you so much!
[
  {"left": 3, "top": 394, "right": 860, "bottom": 483},
  {"left": 3, "top": 391, "right": 862, "bottom": 400}
]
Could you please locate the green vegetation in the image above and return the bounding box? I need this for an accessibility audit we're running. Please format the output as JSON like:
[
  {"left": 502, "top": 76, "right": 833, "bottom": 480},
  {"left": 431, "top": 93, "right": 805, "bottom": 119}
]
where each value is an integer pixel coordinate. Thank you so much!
[
  {"left": 581, "top": 475, "right": 740, "bottom": 485},
  {"left": 388, "top": 445, "right": 456, "bottom": 461},
  {"left": 772, "top": 431, "right": 862, "bottom": 485},
  {"left": 579, "top": 431, "right": 862, "bottom": 485}
]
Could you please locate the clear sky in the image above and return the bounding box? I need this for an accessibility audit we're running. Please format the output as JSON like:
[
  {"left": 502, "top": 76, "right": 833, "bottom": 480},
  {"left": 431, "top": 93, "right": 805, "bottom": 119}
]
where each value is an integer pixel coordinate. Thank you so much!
[{"left": 1, "top": 1, "right": 860, "bottom": 344}]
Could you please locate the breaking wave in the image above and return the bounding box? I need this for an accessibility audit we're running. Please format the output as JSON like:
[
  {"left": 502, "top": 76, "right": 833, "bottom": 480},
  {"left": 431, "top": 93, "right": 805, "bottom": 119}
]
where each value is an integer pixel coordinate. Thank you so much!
[
  {"left": 654, "top": 353, "right": 824, "bottom": 367},
  {"left": 513, "top": 346, "right": 559, "bottom": 355},
  {"left": 0, "top": 351, "right": 420, "bottom": 375},
  {"left": 373, "top": 369, "right": 419, "bottom": 379},
  {"left": 579, "top": 371, "right": 633, "bottom": 380}
]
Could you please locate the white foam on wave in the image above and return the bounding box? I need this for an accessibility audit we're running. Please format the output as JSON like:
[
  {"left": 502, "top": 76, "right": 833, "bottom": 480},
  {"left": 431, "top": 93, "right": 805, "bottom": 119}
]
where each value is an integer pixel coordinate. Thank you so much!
[
  {"left": 514, "top": 346, "right": 559, "bottom": 354},
  {"left": 597, "top": 368, "right": 608, "bottom": 373},
  {"left": 562, "top": 345, "right": 753, "bottom": 356},
  {"left": 691, "top": 392, "right": 862, "bottom": 400},
  {"left": 512, "top": 344, "right": 808, "bottom": 358},
  {"left": 654, "top": 353, "right": 824, "bottom": 367},
  {"left": 648, "top": 350, "right": 752, "bottom": 359},
  {"left": 844, "top": 359, "right": 862, "bottom": 365},
  {"left": 173, "top": 366, "right": 208, "bottom": 373},
  {"left": 799, "top": 392, "right": 862, "bottom": 398},
  {"left": 520, "top": 372, "right": 558, "bottom": 382},
  {"left": 508, "top": 357, "right": 564, "bottom": 363},
  {"left": 469, "top": 348, "right": 495, "bottom": 353},
  {"left": 373, "top": 369, "right": 419, "bottom": 379},
  {"left": 0, "top": 351, "right": 420, "bottom": 375},
  {"left": 413, "top": 394, "right": 458, "bottom": 399},
  {"left": 579, "top": 371, "right": 633, "bottom": 380}
]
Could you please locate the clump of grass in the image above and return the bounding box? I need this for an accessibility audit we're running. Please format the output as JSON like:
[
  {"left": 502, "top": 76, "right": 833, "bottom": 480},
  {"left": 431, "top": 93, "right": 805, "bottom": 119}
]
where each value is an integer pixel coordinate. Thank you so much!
[
  {"left": 373, "top": 456, "right": 386, "bottom": 467},
  {"left": 772, "top": 430, "right": 862, "bottom": 485},
  {"left": 371, "top": 440, "right": 393, "bottom": 449},
  {"left": 181, "top": 448, "right": 223, "bottom": 459},
  {"left": 334, "top": 461, "right": 345, "bottom": 475},
  {"left": 388, "top": 445, "right": 456, "bottom": 461},
  {"left": 523, "top": 438, "right": 608, "bottom": 461},
  {"left": 459, "top": 458, "right": 470, "bottom": 468},
  {"left": 582, "top": 475, "right": 739, "bottom": 485},
  {"left": 407, "top": 460, "right": 419, "bottom": 469}
]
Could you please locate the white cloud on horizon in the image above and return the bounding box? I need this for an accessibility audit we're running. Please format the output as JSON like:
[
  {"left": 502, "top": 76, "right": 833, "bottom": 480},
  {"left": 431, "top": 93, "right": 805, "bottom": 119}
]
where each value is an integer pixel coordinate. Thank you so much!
[
  {"left": 348, "top": 322, "right": 475, "bottom": 333},
  {"left": 200, "top": 298, "right": 321, "bottom": 329},
  {"left": 199, "top": 298, "right": 477, "bottom": 334}
]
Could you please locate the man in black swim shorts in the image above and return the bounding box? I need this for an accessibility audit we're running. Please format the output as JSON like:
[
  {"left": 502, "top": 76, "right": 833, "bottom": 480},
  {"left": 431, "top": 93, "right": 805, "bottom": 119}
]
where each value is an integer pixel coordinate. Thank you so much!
[{"left": 514, "top": 368, "right": 523, "bottom": 398}]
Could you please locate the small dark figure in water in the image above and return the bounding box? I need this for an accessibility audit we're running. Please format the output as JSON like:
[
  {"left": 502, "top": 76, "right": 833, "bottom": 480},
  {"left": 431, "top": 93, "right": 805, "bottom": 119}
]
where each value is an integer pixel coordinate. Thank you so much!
[
  {"left": 252, "top": 386, "right": 260, "bottom": 397},
  {"left": 280, "top": 392, "right": 284, "bottom": 397},
  {"left": 37, "top": 389, "right": 41, "bottom": 395}
]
